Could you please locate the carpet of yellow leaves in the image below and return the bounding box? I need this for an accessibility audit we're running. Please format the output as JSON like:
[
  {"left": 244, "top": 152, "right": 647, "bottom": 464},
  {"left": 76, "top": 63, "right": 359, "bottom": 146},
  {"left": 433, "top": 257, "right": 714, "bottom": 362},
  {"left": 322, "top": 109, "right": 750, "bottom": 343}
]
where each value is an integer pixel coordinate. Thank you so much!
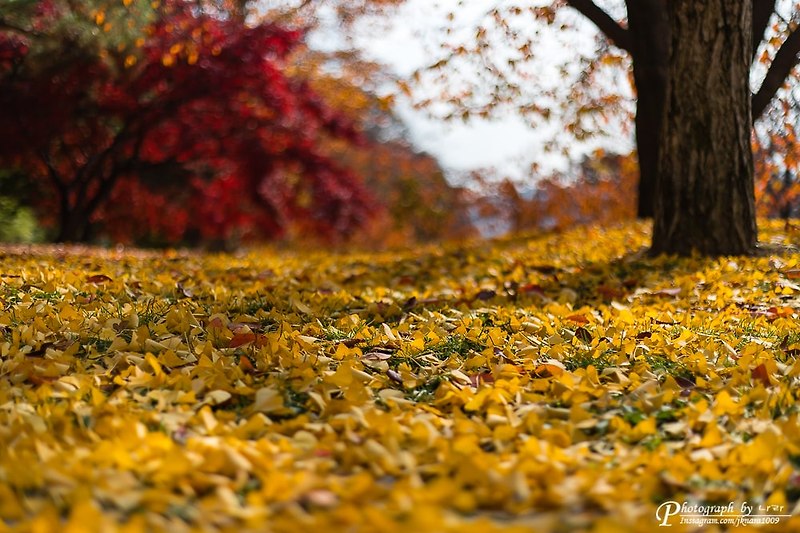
[{"left": 2, "top": 221, "right": 800, "bottom": 532}]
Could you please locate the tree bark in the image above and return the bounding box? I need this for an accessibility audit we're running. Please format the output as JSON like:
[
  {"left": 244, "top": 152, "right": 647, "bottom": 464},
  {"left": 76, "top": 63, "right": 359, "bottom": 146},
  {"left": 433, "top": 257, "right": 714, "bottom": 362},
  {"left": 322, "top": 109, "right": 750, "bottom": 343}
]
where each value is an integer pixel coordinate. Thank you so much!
[
  {"left": 651, "top": 0, "right": 757, "bottom": 256},
  {"left": 626, "top": 0, "right": 669, "bottom": 219},
  {"left": 56, "top": 212, "right": 89, "bottom": 242}
]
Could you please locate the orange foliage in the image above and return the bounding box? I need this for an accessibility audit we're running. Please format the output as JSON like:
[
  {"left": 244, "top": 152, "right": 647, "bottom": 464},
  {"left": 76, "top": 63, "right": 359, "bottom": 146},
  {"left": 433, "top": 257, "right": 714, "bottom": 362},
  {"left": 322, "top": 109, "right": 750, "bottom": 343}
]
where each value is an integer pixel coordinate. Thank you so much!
[
  {"left": 477, "top": 151, "right": 638, "bottom": 234},
  {"left": 290, "top": 52, "right": 476, "bottom": 247},
  {"left": 336, "top": 139, "right": 475, "bottom": 247},
  {"left": 754, "top": 118, "right": 800, "bottom": 220}
]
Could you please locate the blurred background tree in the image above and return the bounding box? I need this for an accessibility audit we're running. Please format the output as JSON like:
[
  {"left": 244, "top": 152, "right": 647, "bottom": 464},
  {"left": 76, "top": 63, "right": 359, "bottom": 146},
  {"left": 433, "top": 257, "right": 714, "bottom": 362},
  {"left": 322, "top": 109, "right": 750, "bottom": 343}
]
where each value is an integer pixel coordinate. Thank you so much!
[
  {"left": 4, "top": 0, "right": 800, "bottom": 250},
  {"left": 0, "top": 0, "right": 476, "bottom": 248}
]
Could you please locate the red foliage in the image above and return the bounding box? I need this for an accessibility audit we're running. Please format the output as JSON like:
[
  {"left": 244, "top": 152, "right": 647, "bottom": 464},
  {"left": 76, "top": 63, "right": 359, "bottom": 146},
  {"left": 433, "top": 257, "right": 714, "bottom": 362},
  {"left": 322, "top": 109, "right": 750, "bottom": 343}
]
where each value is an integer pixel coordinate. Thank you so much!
[{"left": 0, "top": 0, "right": 375, "bottom": 244}]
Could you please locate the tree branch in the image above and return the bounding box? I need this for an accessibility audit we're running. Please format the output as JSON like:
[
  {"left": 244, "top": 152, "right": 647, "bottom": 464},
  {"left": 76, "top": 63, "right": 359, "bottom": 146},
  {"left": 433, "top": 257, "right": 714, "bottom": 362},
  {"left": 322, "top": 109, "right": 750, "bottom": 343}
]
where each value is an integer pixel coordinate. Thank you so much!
[
  {"left": 565, "top": 0, "right": 631, "bottom": 52},
  {"left": 37, "top": 151, "right": 66, "bottom": 193},
  {"left": 271, "top": 0, "right": 313, "bottom": 24},
  {"left": 753, "top": 0, "right": 777, "bottom": 59},
  {"left": 753, "top": 27, "right": 800, "bottom": 121}
]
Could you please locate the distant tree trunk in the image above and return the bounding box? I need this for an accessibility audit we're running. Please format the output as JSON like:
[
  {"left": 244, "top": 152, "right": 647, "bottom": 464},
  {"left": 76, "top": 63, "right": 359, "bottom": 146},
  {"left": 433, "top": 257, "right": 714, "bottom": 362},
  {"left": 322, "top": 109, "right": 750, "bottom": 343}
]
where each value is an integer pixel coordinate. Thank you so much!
[
  {"left": 627, "top": 0, "right": 669, "bottom": 219},
  {"left": 651, "top": 0, "right": 757, "bottom": 256},
  {"left": 56, "top": 208, "right": 91, "bottom": 243}
]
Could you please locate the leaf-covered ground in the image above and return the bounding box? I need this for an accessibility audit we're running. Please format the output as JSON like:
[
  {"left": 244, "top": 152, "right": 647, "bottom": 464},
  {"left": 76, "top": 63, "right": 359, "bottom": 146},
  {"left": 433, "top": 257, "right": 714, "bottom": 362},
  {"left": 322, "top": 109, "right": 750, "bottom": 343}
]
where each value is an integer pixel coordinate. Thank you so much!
[{"left": 2, "top": 222, "right": 800, "bottom": 532}]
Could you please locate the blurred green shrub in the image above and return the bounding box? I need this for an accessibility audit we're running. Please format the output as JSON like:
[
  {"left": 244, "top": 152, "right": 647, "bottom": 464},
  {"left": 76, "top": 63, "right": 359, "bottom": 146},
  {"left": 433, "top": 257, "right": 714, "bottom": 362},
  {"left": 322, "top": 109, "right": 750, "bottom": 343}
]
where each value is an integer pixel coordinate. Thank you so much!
[
  {"left": 0, "top": 170, "right": 44, "bottom": 243},
  {"left": 0, "top": 196, "right": 44, "bottom": 243}
]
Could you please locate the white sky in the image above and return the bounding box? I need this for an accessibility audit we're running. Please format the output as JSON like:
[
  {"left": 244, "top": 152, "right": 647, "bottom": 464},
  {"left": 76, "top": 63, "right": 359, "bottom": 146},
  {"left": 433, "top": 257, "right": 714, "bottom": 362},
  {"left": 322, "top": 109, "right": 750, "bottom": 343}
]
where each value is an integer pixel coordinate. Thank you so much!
[
  {"left": 304, "top": 0, "right": 635, "bottom": 184},
  {"left": 348, "top": 2, "right": 547, "bottom": 176}
]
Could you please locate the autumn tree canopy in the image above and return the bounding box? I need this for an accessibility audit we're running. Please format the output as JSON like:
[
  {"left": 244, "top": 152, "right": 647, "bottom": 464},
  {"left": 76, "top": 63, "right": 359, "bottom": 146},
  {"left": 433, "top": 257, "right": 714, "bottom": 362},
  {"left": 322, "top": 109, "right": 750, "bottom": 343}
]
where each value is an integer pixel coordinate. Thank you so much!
[{"left": 0, "top": 0, "right": 375, "bottom": 244}]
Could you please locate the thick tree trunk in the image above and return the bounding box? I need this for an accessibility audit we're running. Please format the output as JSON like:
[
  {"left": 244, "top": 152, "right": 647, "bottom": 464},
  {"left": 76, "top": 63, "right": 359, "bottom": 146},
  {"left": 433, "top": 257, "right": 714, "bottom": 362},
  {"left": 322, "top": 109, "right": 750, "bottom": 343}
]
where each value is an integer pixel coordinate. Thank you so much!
[
  {"left": 627, "top": 0, "right": 669, "bottom": 219},
  {"left": 651, "top": 0, "right": 757, "bottom": 256}
]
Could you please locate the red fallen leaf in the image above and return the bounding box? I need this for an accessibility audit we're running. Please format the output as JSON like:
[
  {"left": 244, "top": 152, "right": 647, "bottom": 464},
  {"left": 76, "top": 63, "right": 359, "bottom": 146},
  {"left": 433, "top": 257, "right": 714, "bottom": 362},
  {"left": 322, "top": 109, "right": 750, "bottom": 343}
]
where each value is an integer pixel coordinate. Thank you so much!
[
  {"left": 314, "top": 449, "right": 332, "bottom": 458},
  {"left": 519, "top": 283, "right": 545, "bottom": 295},
  {"left": 469, "top": 371, "right": 495, "bottom": 387},
  {"left": 239, "top": 356, "right": 256, "bottom": 373},
  {"left": 781, "top": 335, "right": 791, "bottom": 350},
  {"left": 339, "top": 338, "right": 364, "bottom": 348},
  {"left": 479, "top": 371, "right": 495, "bottom": 383},
  {"left": 207, "top": 317, "right": 226, "bottom": 329},
  {"left": 784, "top": 269, "right": 800, "bottom": 279},
  {"left": 28, "top": 373, "right": 59, "bottom": 385},
  {"left": 86, "top": 274, "right": 112, "bottom": 283},
  {"left": 566, "top": 313, "right": 590, "bottom": 325},
  {"left": 230, "top": 333, "right": 268, "bottom": 348},
  {"left": 769, "top": 306, "right": 794, "bottom": 319},
  {"left": 597, "top": 285, "right": 624, "bottom": 299},
  {"left": 751, "top": 363, "right": 772, "bottom": 387},
  {"left": 622, "top": 278, "right": 639, "bottom": 289}
]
